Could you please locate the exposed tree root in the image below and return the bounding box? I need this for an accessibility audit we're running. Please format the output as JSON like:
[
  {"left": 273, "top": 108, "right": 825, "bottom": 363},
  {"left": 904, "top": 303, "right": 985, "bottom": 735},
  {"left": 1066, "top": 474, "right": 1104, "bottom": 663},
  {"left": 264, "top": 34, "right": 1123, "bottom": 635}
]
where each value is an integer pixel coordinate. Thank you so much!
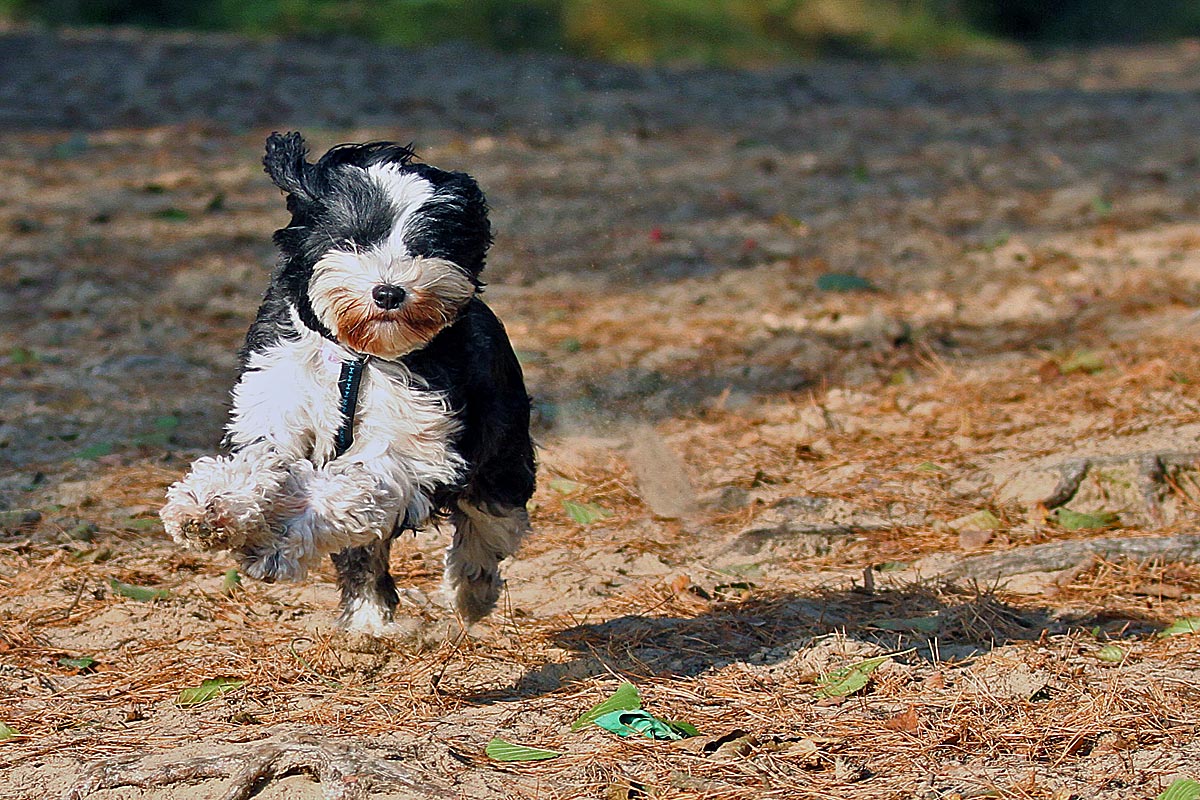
[
  {"left": 67, "top": 732, "right": 456, "bottom": 800},
  {"left": 933, "top": 534, "right": 1200, "bottom": 581}
]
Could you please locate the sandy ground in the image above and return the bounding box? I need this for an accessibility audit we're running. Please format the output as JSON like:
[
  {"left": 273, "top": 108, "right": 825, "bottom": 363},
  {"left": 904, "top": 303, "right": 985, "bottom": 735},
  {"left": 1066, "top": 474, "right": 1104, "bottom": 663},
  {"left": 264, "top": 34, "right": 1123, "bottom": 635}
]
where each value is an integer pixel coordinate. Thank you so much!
[{"left": 4, "top": 26, "right": 1200, "bottom": 800}]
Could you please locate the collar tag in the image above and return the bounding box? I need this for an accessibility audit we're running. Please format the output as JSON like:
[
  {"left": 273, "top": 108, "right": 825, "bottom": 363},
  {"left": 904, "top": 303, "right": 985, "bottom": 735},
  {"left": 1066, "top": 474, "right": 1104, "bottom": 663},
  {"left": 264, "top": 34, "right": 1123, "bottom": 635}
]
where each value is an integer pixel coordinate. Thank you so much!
[{"left": 321, "top": 340, "right": 346, "bottom": 369}]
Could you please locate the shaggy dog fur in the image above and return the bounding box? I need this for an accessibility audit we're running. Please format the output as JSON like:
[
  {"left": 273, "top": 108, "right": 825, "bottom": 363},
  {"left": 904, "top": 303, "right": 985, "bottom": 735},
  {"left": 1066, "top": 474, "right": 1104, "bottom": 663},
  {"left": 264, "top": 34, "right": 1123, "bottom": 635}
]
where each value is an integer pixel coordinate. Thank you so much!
[{"left": 161, "top": 132, "right": 536, "bottom": 632}]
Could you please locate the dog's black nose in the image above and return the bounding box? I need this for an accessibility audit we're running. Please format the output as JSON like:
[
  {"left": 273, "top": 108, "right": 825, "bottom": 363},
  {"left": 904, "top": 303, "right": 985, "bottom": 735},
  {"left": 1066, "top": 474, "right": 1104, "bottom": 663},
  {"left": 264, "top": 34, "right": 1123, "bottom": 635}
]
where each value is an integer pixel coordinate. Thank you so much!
[{"left": 372, "top": 284, "right": 406, "bottom": 310}]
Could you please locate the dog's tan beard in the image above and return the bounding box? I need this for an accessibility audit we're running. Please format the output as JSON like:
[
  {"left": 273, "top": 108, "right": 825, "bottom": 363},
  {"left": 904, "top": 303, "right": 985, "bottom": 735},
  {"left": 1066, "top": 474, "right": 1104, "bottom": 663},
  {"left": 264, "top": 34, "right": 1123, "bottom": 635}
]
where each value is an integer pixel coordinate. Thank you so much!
[
  {"left": 310, "top": 254, "right": 475, "bottom": 359},
  {"left": 328, "top": 288, "right": 461, "bottom": 357}
]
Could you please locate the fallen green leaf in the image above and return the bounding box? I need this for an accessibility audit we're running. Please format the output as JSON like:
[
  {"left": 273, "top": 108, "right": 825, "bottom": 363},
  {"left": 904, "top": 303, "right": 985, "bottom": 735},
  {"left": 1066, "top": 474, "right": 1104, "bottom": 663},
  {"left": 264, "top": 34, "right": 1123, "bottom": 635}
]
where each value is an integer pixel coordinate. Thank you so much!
[
  {"left": 594, "top": 709, "right": 684, "bottom": 740},
  {"left": 58, "top": 656, "right": 96, "bottom": 671},
  {"left": 947, "top": 509, "right": 1002, "bottom": 531},
  {"left": 153, "top": 415, "right": 181, "bottom": 430},
  {"left": 1058, "top": 350, "right": 1105, "bottom": 375},
  {"left": 816, "top": 654, "right": 893, "bottom": 698},
  {"left": 177, "top": 677, "right": 246, "bottom": 707},
  {"left": 9, "top": 347, "right": 37, "bottom": 365},
  {"left": 484, "top": 738, "right": 561, "bottom": 762},
  {"left": 1051, "top": 508, "right": 1119, "bottom": 531},
  {"left": 664, "top": 719, "right": 701, "bottom": 737},
  {"left": 562, "top": 499, "right": 611, "bottom": 525},
  {"left": 572, "top": 681, "right": 640, "bottom": 731},
  {"left": 0, "top": 722, "right": 16, "bottom": 741},
  {"left": 73, "top": 547, "right": 114, "bottom": 563},
  {"left": 153, "top": 207, "right": 189, "bottom": 221},
  {"left": 76, "top": 442, "right": 114, "bottom": 460},
  {"left": 1096, "top": 644, "right": 1126, "bottom": 663},
  {"left": 222, "top": 569, "right": 242, "bottom": 595},
  {"left": 1159, "top": 618, "right": 1200, "bottom": 639},
  {"left": 716, "top": 562, "right": 763, "bottom": 577},
  {"left": 915, "top": 461, "right": 944, "bottom": 473},
  {"left": 815, "top": 273, "right": 876, "bottom": 293},
  {"left": 1158, "top": 778, "right": 1200, "bottom": 800},
  {"left": 109, "top": 578, "right": 169, "bottom": 602},
  {"left": 548, "top": 478, "right": 585, "bottom": 495}
]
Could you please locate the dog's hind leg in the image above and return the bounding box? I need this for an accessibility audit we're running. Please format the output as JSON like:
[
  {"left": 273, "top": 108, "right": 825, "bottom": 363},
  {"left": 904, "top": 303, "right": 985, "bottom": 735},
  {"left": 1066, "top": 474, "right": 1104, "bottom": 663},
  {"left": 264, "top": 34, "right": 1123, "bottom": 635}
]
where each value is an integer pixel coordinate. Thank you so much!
[
  {"left": 443, "top": 499, "right": 529, "bottom": 623},
  {"left": 331, "top": 537, "right": 400, "bottom": 635}
]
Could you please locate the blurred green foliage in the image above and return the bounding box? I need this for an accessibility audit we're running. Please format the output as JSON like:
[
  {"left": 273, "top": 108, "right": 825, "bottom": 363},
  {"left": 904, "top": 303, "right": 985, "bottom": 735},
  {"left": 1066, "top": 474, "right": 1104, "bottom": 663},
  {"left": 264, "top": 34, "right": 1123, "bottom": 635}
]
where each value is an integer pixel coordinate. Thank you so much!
[{"left": 4, "top": 0, "right": 1200, "bottom": 64}]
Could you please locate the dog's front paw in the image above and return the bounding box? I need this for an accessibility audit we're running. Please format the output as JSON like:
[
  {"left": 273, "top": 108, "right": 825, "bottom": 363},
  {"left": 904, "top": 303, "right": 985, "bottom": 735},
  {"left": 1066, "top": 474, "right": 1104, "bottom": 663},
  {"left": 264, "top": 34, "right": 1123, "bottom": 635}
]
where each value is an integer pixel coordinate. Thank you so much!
[
  {"left": 161, "top": 452, "right": 286, "bottom": 551},
  {"left": 175, "top": 512, "right": 230, "bottom": 551},
  {"left": 162, "top": 494, "right": 263, "bottom": 552}
]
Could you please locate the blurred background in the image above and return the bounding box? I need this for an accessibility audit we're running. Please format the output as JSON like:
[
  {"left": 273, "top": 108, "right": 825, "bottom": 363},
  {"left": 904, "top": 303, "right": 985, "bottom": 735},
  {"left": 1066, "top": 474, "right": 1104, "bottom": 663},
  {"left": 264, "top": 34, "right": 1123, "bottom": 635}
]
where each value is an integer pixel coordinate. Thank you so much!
[
  {"left": 7, "top": 2, "right": 1200, "bottom": 798},
  {"left": 4, "top": 0, "right": 1200, "bottom": 64}
]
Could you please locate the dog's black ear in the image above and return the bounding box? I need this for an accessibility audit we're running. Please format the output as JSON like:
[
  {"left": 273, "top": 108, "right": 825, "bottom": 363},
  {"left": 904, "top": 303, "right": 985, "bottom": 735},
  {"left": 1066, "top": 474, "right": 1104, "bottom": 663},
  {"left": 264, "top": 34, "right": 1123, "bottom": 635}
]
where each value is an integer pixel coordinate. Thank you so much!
[{"left": 263, "top": 131, "right": 316, "bottom": 201}]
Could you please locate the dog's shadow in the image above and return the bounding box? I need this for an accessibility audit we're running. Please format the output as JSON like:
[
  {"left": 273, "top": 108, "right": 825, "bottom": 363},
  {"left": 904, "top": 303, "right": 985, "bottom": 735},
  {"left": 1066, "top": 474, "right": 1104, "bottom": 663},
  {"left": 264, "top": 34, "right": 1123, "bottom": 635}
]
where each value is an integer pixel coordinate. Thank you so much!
[{"left": 469, "top": 583, "right": 1160, "bottom": 701}]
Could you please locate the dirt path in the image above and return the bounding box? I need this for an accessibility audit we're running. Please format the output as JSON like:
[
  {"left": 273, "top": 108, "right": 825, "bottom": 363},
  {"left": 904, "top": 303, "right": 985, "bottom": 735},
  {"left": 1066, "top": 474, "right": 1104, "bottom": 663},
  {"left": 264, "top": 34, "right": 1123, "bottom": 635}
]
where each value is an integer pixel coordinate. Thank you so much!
[{"left": 4, "top": 27, "right": 1200, "bottom": 800}]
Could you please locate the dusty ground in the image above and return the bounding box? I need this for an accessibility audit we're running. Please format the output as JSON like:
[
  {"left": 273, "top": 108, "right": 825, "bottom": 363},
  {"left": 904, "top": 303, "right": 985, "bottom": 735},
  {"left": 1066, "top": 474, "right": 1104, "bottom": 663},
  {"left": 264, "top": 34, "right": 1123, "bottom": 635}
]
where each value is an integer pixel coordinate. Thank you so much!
[{"left": 4, "top": 26, "right": 1200, "bottom": 800}]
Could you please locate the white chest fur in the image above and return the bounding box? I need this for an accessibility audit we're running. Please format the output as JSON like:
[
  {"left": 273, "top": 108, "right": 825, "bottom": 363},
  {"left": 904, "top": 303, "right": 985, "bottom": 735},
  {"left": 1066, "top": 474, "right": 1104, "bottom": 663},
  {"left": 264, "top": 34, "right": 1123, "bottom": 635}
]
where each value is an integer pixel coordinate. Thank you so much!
[
  {"left": 226, "top": 314, "right": 465, "bottom": 498},
  {"left": 349, "top": 352, "right": 465, "bottom": 487}
]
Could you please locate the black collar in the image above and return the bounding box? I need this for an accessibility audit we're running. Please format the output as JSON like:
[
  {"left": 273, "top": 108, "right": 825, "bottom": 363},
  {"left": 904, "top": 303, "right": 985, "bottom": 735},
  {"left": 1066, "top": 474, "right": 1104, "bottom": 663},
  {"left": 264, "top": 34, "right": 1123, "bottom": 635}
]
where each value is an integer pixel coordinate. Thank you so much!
[{"left": 333, "top": 356, "right": 367, "bottom": 457}]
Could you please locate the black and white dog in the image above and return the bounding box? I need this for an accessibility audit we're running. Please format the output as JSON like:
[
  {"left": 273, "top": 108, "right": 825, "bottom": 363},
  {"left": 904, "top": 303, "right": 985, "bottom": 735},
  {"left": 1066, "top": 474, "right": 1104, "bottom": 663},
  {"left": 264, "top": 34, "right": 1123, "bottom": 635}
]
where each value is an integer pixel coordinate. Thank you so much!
[{"left": 161, "top": 132, "right": 536, "bottom": 633}]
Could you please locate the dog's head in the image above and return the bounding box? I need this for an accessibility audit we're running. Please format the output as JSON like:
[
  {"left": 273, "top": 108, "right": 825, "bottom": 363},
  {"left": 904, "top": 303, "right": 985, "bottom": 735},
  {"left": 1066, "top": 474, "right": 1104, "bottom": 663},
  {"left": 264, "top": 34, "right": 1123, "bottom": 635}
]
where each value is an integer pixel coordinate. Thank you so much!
[{"left": 263, "top": 131, "right": 491, "bottom": 359}]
